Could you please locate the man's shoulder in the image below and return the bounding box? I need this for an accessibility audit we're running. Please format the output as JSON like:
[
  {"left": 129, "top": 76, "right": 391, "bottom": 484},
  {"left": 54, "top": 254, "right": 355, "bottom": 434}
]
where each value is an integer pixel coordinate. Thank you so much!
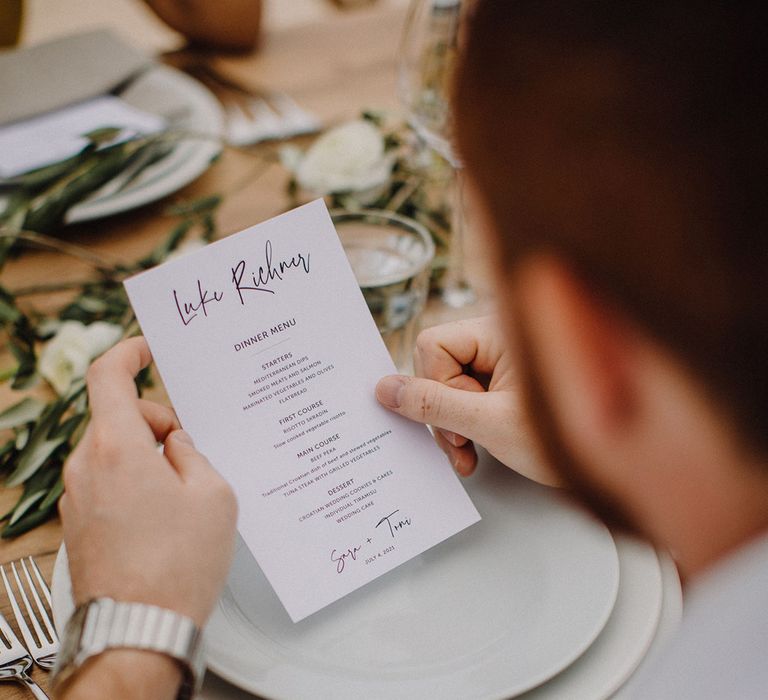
[{"left": 632, "top": 533, "right": 768, "bottom": 699}]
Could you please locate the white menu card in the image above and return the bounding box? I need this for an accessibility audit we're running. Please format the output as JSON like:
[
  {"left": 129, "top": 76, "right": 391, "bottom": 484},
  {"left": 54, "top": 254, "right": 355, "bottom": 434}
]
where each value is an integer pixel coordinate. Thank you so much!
[{"left": 125, "top": 200, "right": 480, "bottom": 621}]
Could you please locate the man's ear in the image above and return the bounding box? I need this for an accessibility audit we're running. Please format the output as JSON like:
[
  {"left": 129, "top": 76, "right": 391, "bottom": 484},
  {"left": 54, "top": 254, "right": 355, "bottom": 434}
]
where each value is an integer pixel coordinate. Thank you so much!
[
  {"left": 513, "top": 254, "right": 638, "bottom": 455},
  {"left": 512, "top": 255, "right": 768, "bottom": 575}
]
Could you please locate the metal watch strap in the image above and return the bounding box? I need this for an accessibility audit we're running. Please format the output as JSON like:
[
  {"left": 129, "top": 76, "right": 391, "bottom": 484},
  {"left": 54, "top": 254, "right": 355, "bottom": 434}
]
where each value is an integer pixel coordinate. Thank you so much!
[{"left": 52, "top": 598, "right": 205, "bottom": 699}]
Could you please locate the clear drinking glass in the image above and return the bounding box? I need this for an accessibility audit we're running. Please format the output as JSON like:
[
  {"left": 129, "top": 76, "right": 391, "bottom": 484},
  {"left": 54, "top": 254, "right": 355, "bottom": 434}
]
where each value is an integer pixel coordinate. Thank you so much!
[
  {"left": 398, "top": 0, "right": 476, "bottom": 308},
  {"left": 333, "top": 210, "right": 435, "bottom": 372}
]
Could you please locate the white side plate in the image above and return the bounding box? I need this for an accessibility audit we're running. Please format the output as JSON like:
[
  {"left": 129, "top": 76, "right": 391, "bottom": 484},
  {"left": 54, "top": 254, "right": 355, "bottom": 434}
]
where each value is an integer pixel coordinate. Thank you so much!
[{"left": 64, "top": 64, "right": 223, "bottom": 223}]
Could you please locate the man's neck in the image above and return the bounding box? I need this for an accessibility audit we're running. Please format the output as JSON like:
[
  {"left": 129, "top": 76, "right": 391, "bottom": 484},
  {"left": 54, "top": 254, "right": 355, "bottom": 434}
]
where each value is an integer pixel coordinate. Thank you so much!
[{"left": 669, "top": 461, "right": 768, "bottom": 581}]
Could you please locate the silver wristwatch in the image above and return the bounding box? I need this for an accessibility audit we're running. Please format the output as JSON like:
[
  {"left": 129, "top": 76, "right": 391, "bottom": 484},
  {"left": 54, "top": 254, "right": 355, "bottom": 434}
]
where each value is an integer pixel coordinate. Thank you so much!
[{"left": 51, "top": 598, "right": 205, "bottom": 699}]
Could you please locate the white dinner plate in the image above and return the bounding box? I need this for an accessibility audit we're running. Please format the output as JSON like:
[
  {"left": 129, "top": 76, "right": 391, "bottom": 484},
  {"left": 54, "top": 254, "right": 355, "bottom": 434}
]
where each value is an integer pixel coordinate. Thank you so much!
[
  {"left": 197, "top": 537, "right": 678, "bottom": 700},
  {"left": 62, "top": 63, "right": 223, "bottom": 223},
  {"left": 518, "top": 535, "right": 665, "bottom": 700},
  {"left": 612, "top": 552, "right": 682, "bottom": 698},
  {"left": 52, "top": 458, "right": 620, "bottom": 700}
]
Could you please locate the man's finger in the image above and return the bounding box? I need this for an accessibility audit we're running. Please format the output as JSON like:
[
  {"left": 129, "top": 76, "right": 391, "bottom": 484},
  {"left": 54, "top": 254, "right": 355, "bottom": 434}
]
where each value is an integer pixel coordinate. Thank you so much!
[
  {"left": 453, "top": 443, "right": 478, "bottom": 477},
  {"left": 138, "top": 400, "right": 180, "bottom": 443},
  {"left": 86, "top": 337, "right": 153, "bottom": 436},
  {"left": 434, "top": 430, "right": 478, "bottom": 477},
  {"left": 437, "top": 429, "right": 470, "bottom": 447},
  {"left": 376, "top": 374, "right": 500, "bottom": 442},
  {"left": 163, "top": 430, "right": 217, "bottom": 482},
  {"left": 446, "top": 373, "right": 486, "bottom": 393},
  {"left": 435, "top": 375, "right": 485, "bottom": 449},
  {"left": 414, "top": 317, "right": 501, "bottom": 382}
]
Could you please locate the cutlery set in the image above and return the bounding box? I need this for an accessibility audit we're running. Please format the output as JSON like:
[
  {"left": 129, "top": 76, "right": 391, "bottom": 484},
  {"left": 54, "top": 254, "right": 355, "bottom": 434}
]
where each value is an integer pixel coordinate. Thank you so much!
[
  {"left": 0, "top": 557, "right": 58, "bottom": 699},
  {"left": 163, "top": 54, "right": 321, "bottom": 146}
]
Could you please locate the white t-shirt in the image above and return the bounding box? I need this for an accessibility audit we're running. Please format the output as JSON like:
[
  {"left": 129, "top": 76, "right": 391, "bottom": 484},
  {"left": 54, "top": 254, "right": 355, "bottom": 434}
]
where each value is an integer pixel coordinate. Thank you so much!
[{"left": 632, "top": 531, "right": 768, "bottom": 699}]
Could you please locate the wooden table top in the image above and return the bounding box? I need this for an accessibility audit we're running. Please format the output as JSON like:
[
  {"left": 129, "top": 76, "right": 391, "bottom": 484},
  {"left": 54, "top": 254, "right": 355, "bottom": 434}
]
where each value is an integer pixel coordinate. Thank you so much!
[{"left": 0, "top": 4, "right": 493, "bottom": 697}]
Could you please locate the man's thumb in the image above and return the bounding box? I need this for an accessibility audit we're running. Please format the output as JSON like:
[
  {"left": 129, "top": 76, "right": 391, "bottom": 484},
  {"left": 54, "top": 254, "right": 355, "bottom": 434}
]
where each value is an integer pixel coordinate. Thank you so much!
[{"left": 376, "top": 375, "right": 486, "bottom": 440}]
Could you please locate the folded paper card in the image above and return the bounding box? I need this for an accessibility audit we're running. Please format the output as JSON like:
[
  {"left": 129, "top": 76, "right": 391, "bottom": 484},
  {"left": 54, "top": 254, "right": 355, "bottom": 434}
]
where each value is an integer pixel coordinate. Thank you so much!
[
  {"left": 0, "top": 95, "right": 166, "bottom": 179},
  {"left": 0, "top": 29, "right": 150, "bottom": 126},
  {"left": 125, "top": 200, "right": 480, "bottom": 621}
]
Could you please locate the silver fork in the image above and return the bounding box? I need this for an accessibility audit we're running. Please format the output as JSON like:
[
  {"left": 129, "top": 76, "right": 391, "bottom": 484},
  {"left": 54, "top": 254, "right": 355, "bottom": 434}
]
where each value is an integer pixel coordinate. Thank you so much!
[
  {"left": 1, "top": 558, "right": 59, "bottom": 670},
  {"left": 176, "top": 60, "right": 320, "bottom": 145},
  {"left": 0, "top": 609, "right": 49, "bottom": 699}
]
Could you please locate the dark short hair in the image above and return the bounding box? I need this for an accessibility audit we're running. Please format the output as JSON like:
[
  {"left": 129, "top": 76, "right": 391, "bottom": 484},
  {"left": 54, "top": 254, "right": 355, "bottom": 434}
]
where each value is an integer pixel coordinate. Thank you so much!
[{"left": 455, "top": 1, "right": 767, "bottom": 452}]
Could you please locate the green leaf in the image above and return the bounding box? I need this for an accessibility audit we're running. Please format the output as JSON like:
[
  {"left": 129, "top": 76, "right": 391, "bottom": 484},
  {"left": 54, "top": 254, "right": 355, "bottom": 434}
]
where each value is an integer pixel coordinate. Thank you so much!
[
  {"left": 8, "top": 489, "right": 46, "bottom": 526},
  {"left": 0, "top": 438, "right": 14, "bottom": 458},
  {"left": 0, "top": 188, "right": 33, "bottom": 230},
  {"left": 0, "top": 397, "right": 45, "bottom": 431},
  {"left": 82, "top": 126, "right": 122, "bottom": 145},
  {"left": 0, "top": 236, "right": 16, "bottom": 270},
  {"left": 164, "top": 194, "right": 222, "bottom": 217},
  {"left": 14, "top": 427, "right": 29, "bottom": 450},
  {"left": 9, "top": 345, "right": 38, "bottom": 389},
  {"left": 2, "top": 502, "right": 56, "bottom": 538},
  {"left": 0, "top": 296, "right": 20, "bottom": 323},
  {"left": 139, "top": 219, "right": 193, "bottom": 267},
  {"left": 9, "top": 341, "right": 36, "bottom": 387},
  {"left": 10, "top": 371, "right": 39, "bottom": 391},
  {"left": 78, "top": 296, "right": 109, "bottom": 313},
  {"left": 8, "top": 315, "right": 38, "bottom": 389},
  {"left": 65, "top": 377, "right": 87, "bottom": 401},
  {"left": 60, "top": 283, "right": 128, "bottom": 324},
  {"left": 135, "top": 365, "right": 153, "bottom": 393},
  {"left": 5, "top": 435, "right": 67, "bottom": 487},
  {"left": 3, "top": 392, "right": 76, "bottom": 487},
  {"left": 73, "top": 391, "right": 88, "bottom": 414},
  {"left": 22, "top": 459, "right": 61, "bottom": 494},
  {"left": 51, "top": 412, "right": 85, "bottom": 441},
  {"left": 34, "top": 318, "right": 61, "bottom": 339},
  {"left": 201, "top": 212, "right": 216, "bottom": 241},
  {"left": 361, "top": 110, "right": 384, "bottom": 126},
  {"left": 39, "top": 474, "right": 64, "bottom": 511},
  {"left": 0, "top": 285, "right": 20, "bottom": 320},
  {"left": 9, "top": 144, "right": 95, "bottom": 190},
  {"left": 0, "top": 439, "right": 16, "bottom": 473},
  {"left": 22, "top": 140, "right": 139, "bottom": 233}
]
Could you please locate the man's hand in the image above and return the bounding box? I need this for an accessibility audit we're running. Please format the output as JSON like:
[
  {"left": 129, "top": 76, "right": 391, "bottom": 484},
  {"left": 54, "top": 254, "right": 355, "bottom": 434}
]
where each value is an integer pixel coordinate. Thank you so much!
[
  {"left": 376, "top": 316, "right": 559, "bottom": 485},
  {"left": 60, "top": 337, "right": 237, "bottom": 628}
]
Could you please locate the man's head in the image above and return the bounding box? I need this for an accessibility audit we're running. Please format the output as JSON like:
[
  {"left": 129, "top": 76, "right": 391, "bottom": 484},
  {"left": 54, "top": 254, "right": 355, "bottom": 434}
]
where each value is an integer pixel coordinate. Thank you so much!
[{"left": 455, "top": 1, "right": 768, "bottom": 574}]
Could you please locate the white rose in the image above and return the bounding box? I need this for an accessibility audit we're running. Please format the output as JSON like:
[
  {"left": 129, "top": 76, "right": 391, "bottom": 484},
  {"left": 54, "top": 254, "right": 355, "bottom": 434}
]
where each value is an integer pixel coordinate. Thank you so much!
[
  {"left": 39, "top": 320, "right": 123, "bottom": 395},
  {"left": 82, "top": 321, "right": 124, "bottom": 358},
  {"left": 39, "top": 322, "right": 91, "bottom": 395},
  {"left": 294, "top": 120, "right": 393, "bottom": 196},
  {"left": 279, "top": 144, "right": 304, "bottom": 173}
]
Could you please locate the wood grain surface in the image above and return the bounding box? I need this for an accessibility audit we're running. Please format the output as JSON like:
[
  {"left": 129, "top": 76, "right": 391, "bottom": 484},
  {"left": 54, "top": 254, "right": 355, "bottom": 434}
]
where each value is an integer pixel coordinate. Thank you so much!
[{"left": 0, "top": 3, "right": 492, "bottom": 697}]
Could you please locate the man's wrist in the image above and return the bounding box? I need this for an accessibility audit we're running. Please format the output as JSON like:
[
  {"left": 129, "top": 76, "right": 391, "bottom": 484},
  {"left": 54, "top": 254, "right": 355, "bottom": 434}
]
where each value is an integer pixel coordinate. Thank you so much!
[
  {"left": 52, "top": 598, "right": 205, "bottom": 699},
  {"left": 59, "top": 649, "right": 182, "bottom": 700}
]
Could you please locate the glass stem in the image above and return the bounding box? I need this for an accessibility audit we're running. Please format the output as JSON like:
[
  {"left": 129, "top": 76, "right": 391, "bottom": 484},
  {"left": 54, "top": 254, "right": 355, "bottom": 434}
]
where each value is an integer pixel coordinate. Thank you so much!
[{"left": 441, "top": 166, "right": 476, "bottom": 308}]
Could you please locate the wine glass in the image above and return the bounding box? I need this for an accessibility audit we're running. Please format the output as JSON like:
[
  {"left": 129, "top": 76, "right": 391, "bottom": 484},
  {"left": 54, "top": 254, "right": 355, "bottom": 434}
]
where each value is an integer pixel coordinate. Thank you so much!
[{"left": 398, "top": 0, "right": 476, "bottom": 308}]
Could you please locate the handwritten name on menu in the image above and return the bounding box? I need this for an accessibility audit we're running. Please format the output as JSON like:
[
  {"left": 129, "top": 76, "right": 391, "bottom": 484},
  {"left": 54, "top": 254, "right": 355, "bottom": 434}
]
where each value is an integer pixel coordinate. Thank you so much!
[
  {"left": 173, "top": 240, "right": 311, "bottom": 326},
  {"left": 125, "top": 200, "right": 480, "bottom": 622}
]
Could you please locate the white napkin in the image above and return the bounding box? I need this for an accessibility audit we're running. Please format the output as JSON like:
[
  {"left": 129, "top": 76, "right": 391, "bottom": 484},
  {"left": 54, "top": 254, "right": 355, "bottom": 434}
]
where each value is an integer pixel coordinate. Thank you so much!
[
  {"left": 0, "top": 29, "right": 150, "bottom": 126},
  {"left": 0, "top": 95, "right": 166, "bottom": 179}
]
